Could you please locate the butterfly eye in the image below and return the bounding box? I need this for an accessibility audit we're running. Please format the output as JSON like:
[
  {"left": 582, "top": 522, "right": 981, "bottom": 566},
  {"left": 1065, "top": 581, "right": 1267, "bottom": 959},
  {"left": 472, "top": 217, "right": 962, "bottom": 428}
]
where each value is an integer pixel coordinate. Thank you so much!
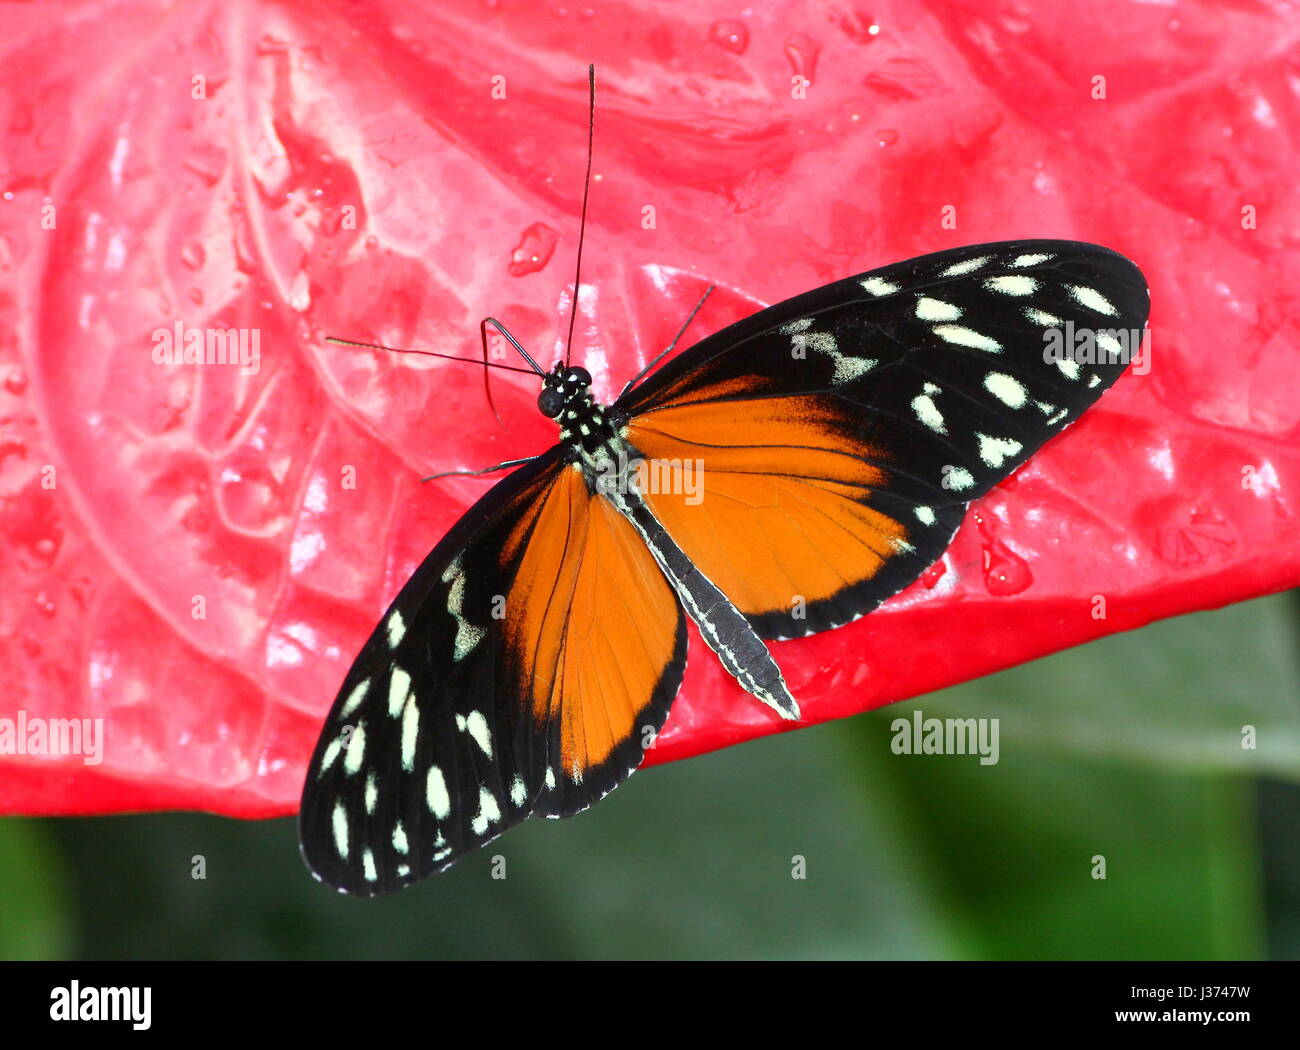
[{"left": 537, "top": 386, "right": 566, "bottom": 418}]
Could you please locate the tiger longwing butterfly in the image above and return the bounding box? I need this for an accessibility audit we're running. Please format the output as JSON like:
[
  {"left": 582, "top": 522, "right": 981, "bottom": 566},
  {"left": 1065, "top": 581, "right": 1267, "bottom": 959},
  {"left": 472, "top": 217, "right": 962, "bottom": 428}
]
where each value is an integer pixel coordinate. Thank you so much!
[{"left": 300, "top": 67, "right": 1149, "bottom": 895}]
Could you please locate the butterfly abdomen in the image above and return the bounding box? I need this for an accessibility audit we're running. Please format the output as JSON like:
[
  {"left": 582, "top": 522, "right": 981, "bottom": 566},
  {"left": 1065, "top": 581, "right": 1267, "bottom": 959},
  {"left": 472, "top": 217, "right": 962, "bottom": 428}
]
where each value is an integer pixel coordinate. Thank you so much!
[{"left": 594, "top": 448, "right": 801, "bottom": 722}]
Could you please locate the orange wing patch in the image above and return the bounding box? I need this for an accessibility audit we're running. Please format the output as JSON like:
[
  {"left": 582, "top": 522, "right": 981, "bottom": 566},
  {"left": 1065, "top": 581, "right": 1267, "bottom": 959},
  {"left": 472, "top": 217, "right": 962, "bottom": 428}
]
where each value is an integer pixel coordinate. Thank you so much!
[
  {"left": 502, "top": 466, "right": 681, "bottom": 780},
  {"left": 625, "top": 394, "right": 910, "bottom": 620}
]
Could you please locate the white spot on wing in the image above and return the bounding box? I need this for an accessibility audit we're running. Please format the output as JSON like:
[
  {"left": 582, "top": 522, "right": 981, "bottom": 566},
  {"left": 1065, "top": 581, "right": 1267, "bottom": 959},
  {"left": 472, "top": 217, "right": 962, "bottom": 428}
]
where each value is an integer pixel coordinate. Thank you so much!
[
  {"left": 1067, "top": 284, "right": 1118, "bottom": 316},
  {"left": 861, "top": 276, "right": 900, "bottom": 296},
  {"left": 388, "top": 667, "right": 411, "bottom": 717},
  {"left": 339, "top": 679, "right": 369, "bottom": 718},
  {"left": 788, "top": 327, "right": 876, "bottom": 384},
  {"left": 983, "top": 372, "right": 1028, "bottom": 408},
  {"left": 393, "top": 821, "right": 409, "bottom": 855},
  {"left": 332, "top": 803, "right": 348, "bottom": 859},
  {"left": 343, "top": 722, "right": 366, "bottom": 775},
  {"left": 386, "top": 609, "right": 406, "bottom": 649},
  {"left": 939, "top": 255, "right": 992, "bottom": 276},
  {"left": 1024, "top": 307, "right": 1062, "bottom": 326},
  {"left": 915, "top": 296, "right": 962, "bottom": 322},
  {"left": 471, "top": 787, "right": 501, "bottom": 836},
  {"left": 947, "top": 467, "right": 975, "bottom": 492},
  {"left": 914, "top": 506, "right": 937, "bottom": 526},
  {"left": 401, "top": 693, "right": 420, "bottom": 771},
  {"left": 441, "top": 556, "right": 485, "bottom": 661},
  {"left": 1097, "top": 332, "right": 1124, "bottom": 359},
  {"left": 1010, "top": 252, "right": 1053, "bottom": 267},
  {"left": 984, "top": 275, "right": 1038, "bottom": 296},
  {"left": 426, "top": 766, "right": 451, "bottom": 819},
  {"left": 1056, "top": 357, "right": 1081, "bottom": 380},
  {"left": 363, "top": 849, "right": 377, "bottom": 882},
  {"left": 933, "top": 324, "right": 1001, "bottom": 352},
  {"left": 912, "top": 386, "right": 947, "bottom": 434},
  {"left": 511, "top": 775, "right": 527, "bottom": 807},
  {"left": 977, "top": 433, "right": 1023, "bottom": 468},
  {"left": 317, "top": 736, "right": 343, "bottom": 777},
  {"left": 461, "top": 710, "right": 493, "bottom": 757}
]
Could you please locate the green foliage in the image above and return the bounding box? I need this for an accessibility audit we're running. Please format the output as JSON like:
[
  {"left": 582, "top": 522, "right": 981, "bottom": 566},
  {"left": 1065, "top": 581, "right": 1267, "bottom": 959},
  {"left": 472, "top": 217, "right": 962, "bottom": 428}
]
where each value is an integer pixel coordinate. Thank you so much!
[{"left": 0, "top": 819, "right": 70, "bottom": 960}]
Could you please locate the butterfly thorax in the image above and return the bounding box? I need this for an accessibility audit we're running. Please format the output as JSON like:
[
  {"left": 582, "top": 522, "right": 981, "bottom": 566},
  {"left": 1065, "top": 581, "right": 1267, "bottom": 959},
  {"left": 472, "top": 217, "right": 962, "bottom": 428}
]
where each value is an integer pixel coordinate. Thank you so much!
[{"left": 537, "top": 363, "right": 625, "bottom": 475}]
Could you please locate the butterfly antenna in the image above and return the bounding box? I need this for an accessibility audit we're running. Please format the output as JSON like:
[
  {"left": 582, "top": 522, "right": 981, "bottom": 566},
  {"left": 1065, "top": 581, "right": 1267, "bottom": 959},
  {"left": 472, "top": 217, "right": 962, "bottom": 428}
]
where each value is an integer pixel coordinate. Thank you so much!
[
  {"left": 480, "top": 318, "right": 546, "bottom": 375},
  {"left": 325, "top": 336, "right": 541, "bottom": 379},
  {"left": 478, "top": 322, "right": 501, "bottom": 423},
  {"left": 563, "top": 64, "right": 596, "bottom": 369}
]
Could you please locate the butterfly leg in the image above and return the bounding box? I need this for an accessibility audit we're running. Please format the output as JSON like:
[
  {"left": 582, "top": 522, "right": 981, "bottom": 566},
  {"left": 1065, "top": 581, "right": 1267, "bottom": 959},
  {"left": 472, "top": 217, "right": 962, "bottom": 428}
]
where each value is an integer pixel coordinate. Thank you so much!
[
  {"left": 421, "top": 456, "right": 538, "bottom": 483},
  {"left": 619, "top": 285, "right": 716, "bottom": 398}
]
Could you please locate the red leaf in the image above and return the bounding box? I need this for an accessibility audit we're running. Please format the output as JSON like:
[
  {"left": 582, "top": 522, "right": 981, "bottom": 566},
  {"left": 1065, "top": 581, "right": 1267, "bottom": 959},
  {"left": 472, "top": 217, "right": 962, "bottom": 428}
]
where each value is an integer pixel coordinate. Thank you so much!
[{"left": 1, "top": 1, "right": 1297, "bottom": 817}]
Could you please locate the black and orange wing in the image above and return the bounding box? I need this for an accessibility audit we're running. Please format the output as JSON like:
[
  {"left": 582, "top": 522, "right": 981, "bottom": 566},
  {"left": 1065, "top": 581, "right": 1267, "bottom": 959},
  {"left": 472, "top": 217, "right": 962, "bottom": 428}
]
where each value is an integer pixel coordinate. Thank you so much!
[
  {"left": 616, "top": 240, "right": 1149, "bottom": 638},
  {"left": 299, "top": 449, "right": 685, "bottom": 895}
]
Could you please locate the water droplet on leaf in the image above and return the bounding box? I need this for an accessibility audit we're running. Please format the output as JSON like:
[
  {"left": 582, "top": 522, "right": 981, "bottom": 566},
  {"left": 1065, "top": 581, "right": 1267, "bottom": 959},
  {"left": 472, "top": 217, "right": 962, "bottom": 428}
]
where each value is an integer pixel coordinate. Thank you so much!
[
  {"left": 974, "top": 512, "right": 1033, "bottom": 596},
  {"left": 709, "top": 20, "right": 749, "bottom": 54},
  {"left": 508, "top": 222, "right": 558, "bottom": 276}
]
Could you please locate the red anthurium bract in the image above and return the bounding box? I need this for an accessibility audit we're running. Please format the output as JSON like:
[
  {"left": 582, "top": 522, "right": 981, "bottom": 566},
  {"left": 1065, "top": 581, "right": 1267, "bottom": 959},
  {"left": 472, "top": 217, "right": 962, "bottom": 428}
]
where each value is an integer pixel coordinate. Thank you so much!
[{"left": 0, "top": 1, "right": 1296, "bottom": 816}]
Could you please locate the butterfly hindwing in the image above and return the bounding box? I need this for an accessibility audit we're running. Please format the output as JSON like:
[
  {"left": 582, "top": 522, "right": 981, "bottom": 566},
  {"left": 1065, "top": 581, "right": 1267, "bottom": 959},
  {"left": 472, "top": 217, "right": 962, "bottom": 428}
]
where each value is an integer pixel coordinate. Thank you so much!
[
  {"left": 299, "top": 450, "right": 686, "bottom": 895},
  {"left": 617, "top": 240, "right": 1149, "bottom": 638}
]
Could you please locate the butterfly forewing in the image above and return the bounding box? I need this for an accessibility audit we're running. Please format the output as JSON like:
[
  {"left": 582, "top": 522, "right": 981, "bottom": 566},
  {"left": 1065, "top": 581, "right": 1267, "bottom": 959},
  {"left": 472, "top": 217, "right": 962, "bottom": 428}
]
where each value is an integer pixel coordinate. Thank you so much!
[{"left": 616, "top": 240, "right": 1148, "bottom": 638}]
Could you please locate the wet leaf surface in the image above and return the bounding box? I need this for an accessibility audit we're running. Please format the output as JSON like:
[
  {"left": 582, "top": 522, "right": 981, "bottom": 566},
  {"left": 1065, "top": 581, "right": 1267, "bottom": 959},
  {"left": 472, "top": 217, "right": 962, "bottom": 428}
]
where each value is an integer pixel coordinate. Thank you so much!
[{"left": 1, "top": 1, "right": 1296, "bottom": 816}]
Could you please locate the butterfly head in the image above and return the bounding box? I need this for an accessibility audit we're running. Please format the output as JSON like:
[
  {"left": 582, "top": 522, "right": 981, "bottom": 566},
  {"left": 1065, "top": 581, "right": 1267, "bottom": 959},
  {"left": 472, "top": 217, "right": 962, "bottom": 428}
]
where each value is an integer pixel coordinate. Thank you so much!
[{"left": 537, "top": 363, "right": 593, "bottom": 418}]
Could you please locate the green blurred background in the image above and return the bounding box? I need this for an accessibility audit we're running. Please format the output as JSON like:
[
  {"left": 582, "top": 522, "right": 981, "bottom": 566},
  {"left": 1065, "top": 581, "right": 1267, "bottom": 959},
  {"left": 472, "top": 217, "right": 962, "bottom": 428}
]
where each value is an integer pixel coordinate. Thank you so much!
[{"left": 2, "top": 591, "right": 1297, "bottom": 960}]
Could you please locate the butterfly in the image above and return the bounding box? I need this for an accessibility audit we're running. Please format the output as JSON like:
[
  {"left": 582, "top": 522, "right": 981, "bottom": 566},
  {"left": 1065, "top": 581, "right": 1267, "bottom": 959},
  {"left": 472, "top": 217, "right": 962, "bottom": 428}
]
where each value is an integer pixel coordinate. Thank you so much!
[{"left": 299, "top": 71, "right": 1150, "bottom": 896}]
